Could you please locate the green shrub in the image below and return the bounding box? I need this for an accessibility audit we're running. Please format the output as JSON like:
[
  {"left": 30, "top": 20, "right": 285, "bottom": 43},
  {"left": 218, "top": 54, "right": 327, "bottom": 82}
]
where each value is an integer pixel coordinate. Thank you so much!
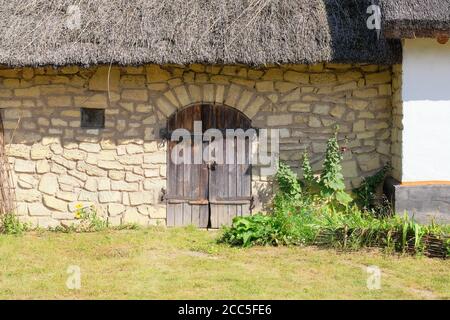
[
  {"left": 0, "top": 213, "right": 28, "bottom": 235},
  {"left": 275, "top": 162, "right": 302, "bottom": 200},
  {"left": 220, "top": 130, "right": 449, "bottom": 258}
]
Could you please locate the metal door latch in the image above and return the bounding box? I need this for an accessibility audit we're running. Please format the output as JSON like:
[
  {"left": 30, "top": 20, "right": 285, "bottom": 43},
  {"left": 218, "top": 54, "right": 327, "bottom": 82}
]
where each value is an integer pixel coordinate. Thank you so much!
[
  {"left": 207, "top": 161, "right": 217, "bottom": 171},
  {"left": 160, "top": 188, "right": 166, "bottom": 202}
]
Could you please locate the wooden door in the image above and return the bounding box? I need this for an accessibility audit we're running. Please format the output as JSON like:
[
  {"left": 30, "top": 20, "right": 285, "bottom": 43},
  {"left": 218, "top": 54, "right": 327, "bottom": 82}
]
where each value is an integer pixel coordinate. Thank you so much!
[{"left": 165, "top": 104, "right": 252, "bottom": 228}]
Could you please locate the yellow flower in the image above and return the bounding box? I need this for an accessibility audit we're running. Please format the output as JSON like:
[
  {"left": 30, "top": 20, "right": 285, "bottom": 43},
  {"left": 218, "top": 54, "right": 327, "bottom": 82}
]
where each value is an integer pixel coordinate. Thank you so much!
[
  {"left": 75, "top": 212, "right": 81, "bottom": 219},
  {"left": 75, "top": 203, "right": 83, "bottom": 209}
]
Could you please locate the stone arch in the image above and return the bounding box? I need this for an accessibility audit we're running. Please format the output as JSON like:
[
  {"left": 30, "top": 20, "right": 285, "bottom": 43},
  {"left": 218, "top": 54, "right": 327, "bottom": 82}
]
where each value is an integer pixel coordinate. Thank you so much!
[{"left": 151, "top": 83, "right": 271, "bottom": 121}]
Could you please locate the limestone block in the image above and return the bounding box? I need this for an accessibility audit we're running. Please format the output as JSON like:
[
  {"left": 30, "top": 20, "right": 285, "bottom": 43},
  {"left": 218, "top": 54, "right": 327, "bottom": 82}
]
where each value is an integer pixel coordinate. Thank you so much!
[
  {"left": 330, "top": 105, "right": 346, "bottom": 119},
  {"left": 111, "top": 181, "right": 139, "bottom": 192},
  {"left": 337, "top": 71, "right": 363, "bottom": 82},
  {"left": 118, "top": 154, "right": 143, "bottom": 165},
  {"left": 126, "top": 172, "right": 144, "bottom": 182},
  {"left": 123, "top": 208, "right": 148, "bottom": 225},
  {"left": 120, "top": 75, "right": 146, "bottom": 88},
  {"left": 308, "top": 116, "right": 321, "bottom": 128},
  {"left": 341, "top": 161, "right": 359, "bottom": 178},
  {"left": 56, "top": 191, "right": 77, "bottom": 202},
  {"left": 15, "top": 87, "right": 40, "bottom": 98},
  {"left": 310, "top": 73, "right": 337, "bottom": 84},
  {"left": 36, "top": 160, "right": 50, "bottom": 173},
  {"left": 144, "top": 168, "right": 159, "bottom": 177},
  {"left": 313, "top": 104, "right": 330, "bottom": 115},
  {"left": 284, "top": 71, "right": 309, "bottom": 84},
  {"left": 109, "top": 170, "right": 125, "bottom": 180},
  {"left": 267, "top": 114, "right": 293, "bottom": 126},
  {"left": 15, "top": 159, "right": 35, "bottom": 173},
  {"left": 8, "top": 144, "right": 30, "bottom": 159},
  {"left": 97, "top": 178, "right": 111, "bottom": 191},
  {"left": 334, "top": 81, "right": 357, "bottom": 92},
  {"left": 347, "top": 99, "right": 369, "bottom": 111},
  {"left": 79, "top": 143, "right": 101, "bottom": 153},
  {"left": 144, "top": 152, "right": 166, "bottom": 164},
  {"left": 74, "top": 94, "right": 107, "bottom": 108},
  {"left": 129, "top": 191, "right": 156, "bottom": 206},
  {"left": 98, "top": 191, "right": 122, "bottom": 203},
  {"left": 78, "top": 190, "right": 98, "bottom": 202},
  {"left": 89, "top": 66, "right": 120, "bottom": 91},
  {"left": 28, "top": 203, "right": 52, "bottom": 216},
  {"left": 108, "top": 203, "right": 125, "bottom": 216},
  {"left": 155, "top": 97, "right": 176, "bottom": 117},
  {"left": 43, "top": 195, "right": 67, "bottom": 212},
  {"left": 365, "top": 71, "right": 391, "bottom": 85},
  {"left": 47, "top": 96, "right": 72, "bottom": 107},
  {"left": 357, "top": 154, "right": 381, "bottom": 172},
  {"left": 63, "top": 149, "right": 86, "bottom": 161},
  {"left": 30, "top": 144, "right": 50, "bottom": 160},
  {"left": 38, "top": 173, "right": 58, "bottom": 195},
  {"left": 353, "top": 88, "right": 378, "bottom": 98},
  {"left": 122, "top": 89, "right": 148, "bottom": 102},
  {"left": 17, "top": 175, "right": 37, "bottom": 189},
  {"left": 146, "top": 65, "right": 171, "bottom": 83},
  {"left": 37, "top": 217, "right": 59, "bottom": 228},
  {"left": 51, "top": 155, "right": 76, "bottom": 170},
  {"left": 85, "top": 177, "right": 98, "bottom": 192},
  {"left": 255, "top": 81, "right": 274, "bottom": 92},
  {"left": 98, "top": 160, "right": 124, "bottom": 170},
  {"left": 16, "top": 189, "right": 41, "bottom": 202}
]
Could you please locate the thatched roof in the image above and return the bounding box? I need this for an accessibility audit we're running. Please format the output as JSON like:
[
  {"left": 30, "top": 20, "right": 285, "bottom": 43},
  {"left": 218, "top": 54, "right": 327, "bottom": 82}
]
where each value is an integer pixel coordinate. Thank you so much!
[
  {"left": 0, "top": 0, "right": 402, "bottom": 67},
  {"left": 383, "top": 0, "right": 450, "bottom": 38}
]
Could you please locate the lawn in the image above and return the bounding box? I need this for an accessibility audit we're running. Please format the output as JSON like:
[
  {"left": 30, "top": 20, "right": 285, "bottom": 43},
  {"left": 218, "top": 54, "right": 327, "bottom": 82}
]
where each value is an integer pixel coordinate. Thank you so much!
[{"left": 0, "top": 227, "right": 448, "bottom": 299}]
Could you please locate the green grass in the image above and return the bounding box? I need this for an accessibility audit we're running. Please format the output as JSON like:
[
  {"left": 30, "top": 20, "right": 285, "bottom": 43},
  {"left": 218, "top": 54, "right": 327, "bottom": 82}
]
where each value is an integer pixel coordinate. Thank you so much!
[{"left": 0, "top": 227, "right": 449, "bottom": 299}]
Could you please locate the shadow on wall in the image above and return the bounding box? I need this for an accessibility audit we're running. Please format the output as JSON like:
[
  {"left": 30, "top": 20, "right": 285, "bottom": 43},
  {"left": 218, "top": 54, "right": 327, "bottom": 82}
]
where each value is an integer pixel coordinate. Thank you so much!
[{"left": 254, "top": 179, "right": 275, "bottom": 213}]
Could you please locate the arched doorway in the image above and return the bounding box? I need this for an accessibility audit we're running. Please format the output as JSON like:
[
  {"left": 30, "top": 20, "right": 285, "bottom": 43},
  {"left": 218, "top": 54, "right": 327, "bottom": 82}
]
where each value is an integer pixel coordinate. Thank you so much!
[{"left": 165, "top": 103, "right": 253, "bottom": 228}]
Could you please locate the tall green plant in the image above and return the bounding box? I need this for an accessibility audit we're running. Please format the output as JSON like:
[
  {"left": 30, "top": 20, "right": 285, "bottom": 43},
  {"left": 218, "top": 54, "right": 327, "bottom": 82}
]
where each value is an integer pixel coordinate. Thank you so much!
[
  {"left": 318, "top": 129, "right": 352, "bottom": 207},
  {"left": 301, "top": 151, "right": 317, "bottom": 192},
  {"left": 275, "top": 162, "right": 301, "bottom": 200}
]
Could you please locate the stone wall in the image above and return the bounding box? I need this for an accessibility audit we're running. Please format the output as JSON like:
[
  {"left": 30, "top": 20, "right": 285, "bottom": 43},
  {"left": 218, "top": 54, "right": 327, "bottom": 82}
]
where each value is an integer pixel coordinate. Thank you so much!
[
  {"left": 0, "top": 63, "right": 394, "bottom": 227},
  {"left": 391, "top": 64, "right": 403, "bottom": 181}
]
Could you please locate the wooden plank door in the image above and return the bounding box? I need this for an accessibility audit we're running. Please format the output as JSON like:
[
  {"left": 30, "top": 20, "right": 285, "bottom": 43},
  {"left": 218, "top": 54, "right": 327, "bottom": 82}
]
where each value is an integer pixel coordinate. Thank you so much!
[
  {"left": 166, "top": 105, "right": 209, "bottom": 228},
  {"left": 209, "top": 106, "right": 252, "bottom": 228},
  {"left": 166, "top": 104, "right": 252, "bottom": 228}
]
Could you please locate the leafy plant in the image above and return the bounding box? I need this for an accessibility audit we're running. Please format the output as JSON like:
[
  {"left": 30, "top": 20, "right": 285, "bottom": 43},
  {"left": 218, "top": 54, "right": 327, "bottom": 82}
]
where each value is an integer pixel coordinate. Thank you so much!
[
  {"left": 0, "top": 213, "right": 28, "bottom": 235},
  {"left": 301, "top": 151, "right": 317, "bottom": 189},
  {"left": 52, "top": 204, "right": 108, "bottom": 233},
  {"left": 220, "top": 215, "right": 276, "bottom": 247},
  {"left": 220, "top": 130, "right": 449, "bottom": 258},
  {"left": 275, "top": 162, "right": 302, "bottom": 200},
  {"left": 353, "top": 163, "right": 391, "bottom": 213},
  {"left": 318, "top": 129, "right": 352, "bottom": 207}
]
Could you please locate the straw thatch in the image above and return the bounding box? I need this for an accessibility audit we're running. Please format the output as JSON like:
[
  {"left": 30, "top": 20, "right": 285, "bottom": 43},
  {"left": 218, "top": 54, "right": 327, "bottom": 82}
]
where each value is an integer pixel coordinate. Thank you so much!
[
  {"left": 383, "top": 0, "right": 450, "bottom": 38},
  {"left": 0, "top": 0, "right": 401, "bottom": 67}
]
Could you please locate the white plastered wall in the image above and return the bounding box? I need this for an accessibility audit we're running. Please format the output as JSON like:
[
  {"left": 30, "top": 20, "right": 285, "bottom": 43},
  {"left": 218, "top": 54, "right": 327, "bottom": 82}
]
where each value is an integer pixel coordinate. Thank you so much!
[{"left": 402, "top": 38, "right": 450, "bottom": 182}]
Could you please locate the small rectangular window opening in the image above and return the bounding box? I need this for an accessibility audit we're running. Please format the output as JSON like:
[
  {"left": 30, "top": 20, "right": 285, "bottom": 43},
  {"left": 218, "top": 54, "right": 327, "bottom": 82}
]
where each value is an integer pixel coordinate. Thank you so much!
[{"left": 80, "top": 108, "right": 105, "bottom": 129}]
